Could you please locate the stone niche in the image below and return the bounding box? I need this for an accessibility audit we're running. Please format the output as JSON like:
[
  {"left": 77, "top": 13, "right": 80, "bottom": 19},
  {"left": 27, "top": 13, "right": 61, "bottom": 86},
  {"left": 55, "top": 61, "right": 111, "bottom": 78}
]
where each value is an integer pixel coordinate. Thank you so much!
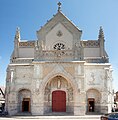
[{"left": 44, "top": 76, "right": 74, "bottom": 114}]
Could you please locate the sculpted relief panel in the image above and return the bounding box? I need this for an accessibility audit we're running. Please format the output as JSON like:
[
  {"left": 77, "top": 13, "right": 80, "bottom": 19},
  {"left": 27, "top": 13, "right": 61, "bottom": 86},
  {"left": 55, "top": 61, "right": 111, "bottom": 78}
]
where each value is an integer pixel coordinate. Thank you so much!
[{"left": 86, "top": 68, "right": 104, "bottom": 86}]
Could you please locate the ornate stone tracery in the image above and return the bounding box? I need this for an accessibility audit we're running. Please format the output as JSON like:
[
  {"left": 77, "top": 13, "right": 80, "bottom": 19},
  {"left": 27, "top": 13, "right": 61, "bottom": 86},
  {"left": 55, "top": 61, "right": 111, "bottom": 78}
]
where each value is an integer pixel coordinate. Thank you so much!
[
  {"left": 19, "top": 41, "right": 35, "bottom": 47},
  {"left": 82, "top": 41, "right": 100, "bottom": 48},
  {"left": 56, "top": 30, "right": 63, "bottom": 37},
  {"left": 44, "top": 76, "right": 74, "bottom": 113}
]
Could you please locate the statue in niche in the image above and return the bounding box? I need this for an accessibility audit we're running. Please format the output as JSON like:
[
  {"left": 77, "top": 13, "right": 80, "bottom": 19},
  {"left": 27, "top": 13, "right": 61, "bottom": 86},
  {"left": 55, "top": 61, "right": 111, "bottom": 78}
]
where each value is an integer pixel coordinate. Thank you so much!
[
  {"left": 56, "top": 76, "right": 62, "bottom": 89},
  {"left": 57, "top": 80, "right": 61, "bottom": 89}
]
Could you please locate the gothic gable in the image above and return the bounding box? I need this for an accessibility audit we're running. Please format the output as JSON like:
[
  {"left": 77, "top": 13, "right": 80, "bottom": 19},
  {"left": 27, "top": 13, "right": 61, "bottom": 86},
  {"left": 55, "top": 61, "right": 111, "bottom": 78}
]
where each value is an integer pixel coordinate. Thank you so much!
[
  {"left": 37, "top": 11, "right": 82, "bottom": 42},
  {"left": 34, "top": 11, "right": 84, "bottom": 61}
]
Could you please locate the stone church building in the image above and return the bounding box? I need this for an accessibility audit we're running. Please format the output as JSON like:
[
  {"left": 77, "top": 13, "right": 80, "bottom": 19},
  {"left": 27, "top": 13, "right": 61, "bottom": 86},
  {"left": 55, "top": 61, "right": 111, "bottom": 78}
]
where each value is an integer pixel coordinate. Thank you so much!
[{"left": 5, "top": 3, "right": 114, "bottom": 116}]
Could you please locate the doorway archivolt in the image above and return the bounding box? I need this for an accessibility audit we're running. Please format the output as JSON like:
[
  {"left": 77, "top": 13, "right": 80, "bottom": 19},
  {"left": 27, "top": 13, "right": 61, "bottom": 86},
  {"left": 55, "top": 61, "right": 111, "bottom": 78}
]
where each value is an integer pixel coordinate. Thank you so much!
[{"left": 44, "top": 76, "right": 74, "bottom": 113}]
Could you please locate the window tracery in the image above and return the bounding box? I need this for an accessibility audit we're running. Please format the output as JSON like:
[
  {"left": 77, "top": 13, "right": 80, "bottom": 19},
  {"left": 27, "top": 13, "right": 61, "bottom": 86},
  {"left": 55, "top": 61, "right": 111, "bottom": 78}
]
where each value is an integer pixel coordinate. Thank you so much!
[{"left": 53, "top": 43, "right": 65, "bottom": 50}]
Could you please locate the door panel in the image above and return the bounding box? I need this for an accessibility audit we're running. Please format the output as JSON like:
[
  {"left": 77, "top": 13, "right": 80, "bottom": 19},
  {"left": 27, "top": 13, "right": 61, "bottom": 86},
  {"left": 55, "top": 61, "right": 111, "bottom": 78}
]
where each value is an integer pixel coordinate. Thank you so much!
[
  {"left": 52, "top": 90, "right": 66, "bottom": 112},
  {"left": 22, "top": 98, "right": 30, "bottom": 112}
]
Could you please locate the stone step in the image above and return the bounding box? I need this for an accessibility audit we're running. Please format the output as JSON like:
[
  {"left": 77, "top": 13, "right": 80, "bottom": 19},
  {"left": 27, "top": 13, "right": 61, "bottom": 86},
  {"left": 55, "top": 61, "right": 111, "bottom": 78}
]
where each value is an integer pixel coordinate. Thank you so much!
[
  {"left": 44, "top": 112, "right": 74, "bottom": 116},
  {"left": 13, "top": 112, "right": 101, "bottom": 120},
  {"left": 12, "top": 115, "right": 101, "bottom": 120},
  {"left": 15, "top": 112, "right": 32, "bottom": 116}
]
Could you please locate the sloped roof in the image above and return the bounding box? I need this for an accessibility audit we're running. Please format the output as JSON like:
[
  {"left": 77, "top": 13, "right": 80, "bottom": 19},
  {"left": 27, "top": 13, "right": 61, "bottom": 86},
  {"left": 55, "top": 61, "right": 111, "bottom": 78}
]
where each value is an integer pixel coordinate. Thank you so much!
[
  {"left": 0, "top": 86, "right": 5, "bottom": 96},
  {"left": 0, "top": 86, "right": 5, "bottom": 92},
  {"left": 37, "top": 11, "right": 82, "bottom": 33}
]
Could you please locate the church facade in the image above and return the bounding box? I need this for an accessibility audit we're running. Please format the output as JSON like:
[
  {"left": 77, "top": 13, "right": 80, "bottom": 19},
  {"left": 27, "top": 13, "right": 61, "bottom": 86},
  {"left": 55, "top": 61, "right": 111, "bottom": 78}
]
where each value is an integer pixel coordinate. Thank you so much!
[{"left": 5, "top": 4, "right": 114, "bottom": 116}]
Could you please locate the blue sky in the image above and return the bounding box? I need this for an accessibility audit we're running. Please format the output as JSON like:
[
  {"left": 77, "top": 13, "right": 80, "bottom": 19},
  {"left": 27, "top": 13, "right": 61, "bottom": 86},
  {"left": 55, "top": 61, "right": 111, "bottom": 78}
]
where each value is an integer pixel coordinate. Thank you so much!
[{"left": 0, "top": 0, "right": 118, "bottom": 91}]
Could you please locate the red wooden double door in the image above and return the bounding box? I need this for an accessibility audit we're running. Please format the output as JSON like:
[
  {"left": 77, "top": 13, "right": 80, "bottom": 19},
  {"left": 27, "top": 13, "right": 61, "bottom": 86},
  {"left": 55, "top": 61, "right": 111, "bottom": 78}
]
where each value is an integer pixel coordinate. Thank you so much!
[{"left": 52, "top": 90, "right": 66, "bottom": 112}]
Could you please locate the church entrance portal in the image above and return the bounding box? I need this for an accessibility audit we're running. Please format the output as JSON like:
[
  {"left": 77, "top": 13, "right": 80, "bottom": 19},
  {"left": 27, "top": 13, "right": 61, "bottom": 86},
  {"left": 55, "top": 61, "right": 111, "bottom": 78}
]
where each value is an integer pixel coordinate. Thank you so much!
[
  {"left": 52, "top": 90, "right": 66, "bottom": 112},
  {"left": 22, "top": 98, "right": 30, "bottom": 112}
]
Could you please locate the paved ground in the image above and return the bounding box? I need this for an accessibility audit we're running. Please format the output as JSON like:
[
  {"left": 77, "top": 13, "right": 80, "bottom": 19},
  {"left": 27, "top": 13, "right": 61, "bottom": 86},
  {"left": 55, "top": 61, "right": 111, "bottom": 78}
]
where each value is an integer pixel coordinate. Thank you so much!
[{"left": 0, "top": 115, "right": 101, "bottom": 120}]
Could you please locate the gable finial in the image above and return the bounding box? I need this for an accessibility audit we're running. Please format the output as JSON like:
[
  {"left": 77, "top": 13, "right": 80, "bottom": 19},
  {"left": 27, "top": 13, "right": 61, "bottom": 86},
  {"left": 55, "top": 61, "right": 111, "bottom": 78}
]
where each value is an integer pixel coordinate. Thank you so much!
[
  {"left": 98, "top": 26, "right": 104, "bottom": 39},
  {"left": 15, "top": 27, "right": 20, "bottom": 40},
  {"left": 57, "top": 2, "right": 61, "bottom": 12}
]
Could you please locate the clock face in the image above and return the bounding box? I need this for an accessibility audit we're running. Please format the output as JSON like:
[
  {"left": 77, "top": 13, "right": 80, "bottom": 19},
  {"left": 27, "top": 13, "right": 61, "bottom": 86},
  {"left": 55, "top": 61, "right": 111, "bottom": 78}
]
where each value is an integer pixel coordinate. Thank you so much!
[{"left": 54, "top": 43, "right": 65, "bottom": 50}]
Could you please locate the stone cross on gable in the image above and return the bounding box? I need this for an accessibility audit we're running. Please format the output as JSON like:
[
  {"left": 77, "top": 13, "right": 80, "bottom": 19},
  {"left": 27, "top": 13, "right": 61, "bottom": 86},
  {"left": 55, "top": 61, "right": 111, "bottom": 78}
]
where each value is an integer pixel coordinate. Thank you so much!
[{"left": 58, "top": 2, "right": 61, "bottom": 11}]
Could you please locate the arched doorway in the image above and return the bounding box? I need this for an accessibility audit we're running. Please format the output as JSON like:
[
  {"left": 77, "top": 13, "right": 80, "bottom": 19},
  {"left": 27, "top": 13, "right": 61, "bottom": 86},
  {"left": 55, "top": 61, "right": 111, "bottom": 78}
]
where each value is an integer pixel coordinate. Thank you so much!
[
  {"left": 52, "top": 90, "right": 66, "bottom": 112},
  {"left": 18, "top": 89, "right": 31, "bottom": 112},
  {"left": 44, "top": 76, "right": 73, "bottom": 114},
  {"left": 86, "top": 89, "right": 101, "bottom": 113}
]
